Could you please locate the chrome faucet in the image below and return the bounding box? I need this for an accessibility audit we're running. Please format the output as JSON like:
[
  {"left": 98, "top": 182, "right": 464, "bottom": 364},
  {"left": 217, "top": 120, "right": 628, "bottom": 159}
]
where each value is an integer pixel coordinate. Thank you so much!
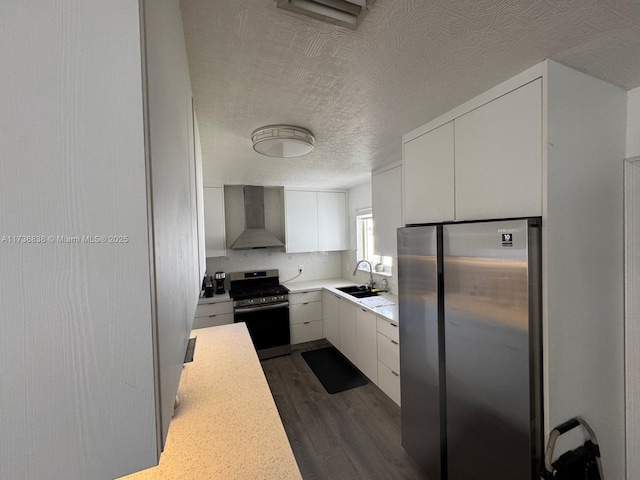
[{"left": 353, "top": 260, "right": 375, "bottom": 290}]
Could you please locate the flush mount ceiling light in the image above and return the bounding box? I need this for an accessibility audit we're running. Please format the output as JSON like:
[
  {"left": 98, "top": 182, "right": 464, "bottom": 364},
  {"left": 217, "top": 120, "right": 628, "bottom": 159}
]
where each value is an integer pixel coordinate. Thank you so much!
[
  {"left": 276, "top": 0, "right": 375, "bottom": 30},
  {"left": 251, "top": 125, "right": 315, "bottom": 158}
]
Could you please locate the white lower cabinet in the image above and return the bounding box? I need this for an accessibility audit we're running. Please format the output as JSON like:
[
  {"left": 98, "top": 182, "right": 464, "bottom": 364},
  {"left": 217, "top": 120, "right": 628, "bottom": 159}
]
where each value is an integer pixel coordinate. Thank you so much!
[
  {"left": 378, "top": 361, "right": 401, "bottom": 406},
  {"left": 377, "top": 316, "right": 400, "bottom": 405},
  {"left": 322, "top": 291, "right": 340, "bottom": 348},
  {"left": 289, "top": 290, "right": 323, "bottom": 345},
  {"left": 193, "top": 301, "right": 233, "bottom": 329},
  {"left": 338, "top": 298, "right": 357, "bottom": 364},
  {"left": 322, "top": 289, "right": 399, "bottom": 404},
  {"left": 355, "top": 307, "right": 378, "bottom": 382}
]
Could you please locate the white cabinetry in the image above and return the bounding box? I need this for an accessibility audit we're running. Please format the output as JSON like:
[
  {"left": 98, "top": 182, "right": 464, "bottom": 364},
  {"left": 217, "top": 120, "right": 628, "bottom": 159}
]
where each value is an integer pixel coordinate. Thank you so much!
[
  {"left": 193, "top": 301, "right": 233, "bottom": 329},
  {"left": 289, "top": 290, "right": 323, "bottom": 344},
  {"left": 284, "top": 190, "right": 318, "bottom": 253},
  {"left": 372, "top": 165, "right": 403, "bottom": 256},
  {"left": 323, "top": 290, "right": 341, "bottom": 347},
  {"left": 285, "top": 190, "right": 347, "bottom": 253},
  {"left": 338, "top": 298, "right": 357, "bottom": 364},
  {"left": 0, "top": 2, "right": 200, "bottom": 479},
  {"left": 455, "top": 79, "right": 542, "bottom": 220},
  {"left": 404, "top": 121, "right": 455, "bottom": 224},
  {"left": 355, "top": 307, "right": 378, "bottom": 382},
  {"left": 402, "top": 61, "right": 627, "bottom": 478},
  {"left": 376, "top": 316, "right": 400, "bottom": 405},
  {"left": 403, "top": 78, "right": 542, "bottom": 224},
  {"left": 203, "top": 186, "right": 226, "bottom": 257},
  {"left": 318, "top": 192, "right": 348, "bottom": 251}
]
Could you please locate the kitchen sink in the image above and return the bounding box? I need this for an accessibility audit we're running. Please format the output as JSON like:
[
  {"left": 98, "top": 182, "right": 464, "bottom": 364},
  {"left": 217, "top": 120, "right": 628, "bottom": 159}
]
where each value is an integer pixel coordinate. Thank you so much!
[{"left": 336, "top": 285, "right": 379, "bottom": 299}]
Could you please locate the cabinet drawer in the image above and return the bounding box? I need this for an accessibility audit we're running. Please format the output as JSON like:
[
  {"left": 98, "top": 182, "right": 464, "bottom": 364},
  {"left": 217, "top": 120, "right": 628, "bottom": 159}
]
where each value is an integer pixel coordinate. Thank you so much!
[
  {"left": 377, "top": 332, "right": 399, "bottom": 372},
  {"left": 376, "top": 316, "right": 399, "bottom": 342},
  {"left": 192, "top": 313, "right": 233, "bottom": 329},
  {"left": 289, "top": 290, "right": 322, "bottom": 304},
  {"left": 378, "top": 361, "right": 401, "bottom": 406},
  {"left": 289, "top": 301, "right": 322, "bottom": 324},
  {"left": 195, "top": 301, "right": 233, "bottom": 317},
  {"left": 290, "top": 320, "right": 323, "bottom": 344}
]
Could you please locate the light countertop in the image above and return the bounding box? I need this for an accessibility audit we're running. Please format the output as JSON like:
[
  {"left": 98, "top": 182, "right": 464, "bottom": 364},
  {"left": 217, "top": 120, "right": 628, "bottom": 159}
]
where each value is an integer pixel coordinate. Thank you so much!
[
  {"left": 197, "top": 291, "right": 231, "bottom": 304},
  {"left": 285, "top": 278, "right": 399, "bottom": 322},
  {"left": 283, "top": 277, "right": 355, "bottom": 292},
  {"left": 119, "top": 323, "right": 302, "bottom": 480}
]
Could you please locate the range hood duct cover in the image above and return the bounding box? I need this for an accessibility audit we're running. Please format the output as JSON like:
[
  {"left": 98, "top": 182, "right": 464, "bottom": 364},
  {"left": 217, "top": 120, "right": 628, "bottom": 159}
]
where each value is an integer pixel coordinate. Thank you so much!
[{"left": 230, "top": 186, "right": 285, "bottom": 250}]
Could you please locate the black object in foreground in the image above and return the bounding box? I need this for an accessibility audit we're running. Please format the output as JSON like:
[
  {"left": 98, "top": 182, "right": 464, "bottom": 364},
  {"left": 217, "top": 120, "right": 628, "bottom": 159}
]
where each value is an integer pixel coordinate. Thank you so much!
[{"left": 301, "top": 346, "right": 368, "bottom": 394}]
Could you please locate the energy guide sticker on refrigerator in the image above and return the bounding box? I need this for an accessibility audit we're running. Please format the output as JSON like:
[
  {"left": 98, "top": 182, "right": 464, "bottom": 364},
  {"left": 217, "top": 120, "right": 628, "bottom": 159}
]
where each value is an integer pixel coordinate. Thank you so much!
[{"left": 398, "top": 218, "right": 543, "bottom": 480}]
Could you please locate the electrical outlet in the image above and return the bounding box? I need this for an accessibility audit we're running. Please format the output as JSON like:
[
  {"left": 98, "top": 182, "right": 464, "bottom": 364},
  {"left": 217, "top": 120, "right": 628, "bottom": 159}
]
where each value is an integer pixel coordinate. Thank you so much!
[{"left": 298, "top": 264, "right": 303, "bottom": 272}]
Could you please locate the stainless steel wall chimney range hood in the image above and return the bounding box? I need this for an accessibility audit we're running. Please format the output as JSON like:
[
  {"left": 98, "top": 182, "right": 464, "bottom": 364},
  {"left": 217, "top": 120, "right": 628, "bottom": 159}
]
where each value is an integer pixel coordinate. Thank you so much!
[{"left": 230, "top": 185, "right": 285, "bottom": 250}]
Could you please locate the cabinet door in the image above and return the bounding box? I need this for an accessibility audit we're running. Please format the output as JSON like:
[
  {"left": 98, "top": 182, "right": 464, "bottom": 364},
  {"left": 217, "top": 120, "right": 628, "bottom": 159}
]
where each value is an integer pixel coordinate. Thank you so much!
[
  {"left": 372, "top": 165, "right": 402, "bottom": 257},
  {"left": 323, "top": 291, "right": 340, "bottom": 348},
  {"left": 403, "top": 121, "right": 455, "bottom": 224},
  {"left": 290, "top": 320, "right": 323, "bottom": 344},
  {"left": 317, "top": 191, "right": 348, "bottom": 251},
  {"left": 289, "top": 302, "right": 323, "bottom": 324},
  {"left": 203, "top": 186, "right": 226, "bottom": 257},
  {"left": 378, "top": 361, "right": 401, "bottom": 406},
  {"left": 285, "top": 190, "right": 318, "bottom": 253},
  {"left": 455, "top": 79, "right": 542, "bottom": 220},
  {"left": 355, "top": 307, "right": 378, "bottom": 383},
  {"left": 338, "top": 299, "right": 357, "bottom": 363}
]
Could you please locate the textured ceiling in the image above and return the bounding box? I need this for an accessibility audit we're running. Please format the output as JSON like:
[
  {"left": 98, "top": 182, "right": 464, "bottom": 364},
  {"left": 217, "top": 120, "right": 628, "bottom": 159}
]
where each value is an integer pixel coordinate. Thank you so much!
[{"left": 180, "top": 0, "right": 640, "bottom": 189}]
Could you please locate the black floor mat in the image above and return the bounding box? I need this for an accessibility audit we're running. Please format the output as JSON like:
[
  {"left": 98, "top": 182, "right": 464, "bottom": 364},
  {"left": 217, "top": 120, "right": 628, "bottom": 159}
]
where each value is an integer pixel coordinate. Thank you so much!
[{"left": 301, "top": 346, "right": 368, "bottom": 394}]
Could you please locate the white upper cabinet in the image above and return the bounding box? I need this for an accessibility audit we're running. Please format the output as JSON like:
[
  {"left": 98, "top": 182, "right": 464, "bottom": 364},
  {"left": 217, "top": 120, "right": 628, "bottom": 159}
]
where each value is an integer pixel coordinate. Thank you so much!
[
  {"left": 403, "top": 121, "right": 455, "bottom": 224},
  {"left": 285, "top": 190, "right": 319, "bottom": 253},
  {"left": 372, "top": 164, "right": 403, "bottom": 256},
  {"left": 285, "top": 189, "right": 347, "bottom": 253},
  {"left": 455, "top": 79, "right": 542, "bottom": 220},
  {"left": 203, "top": 186, "right": 226, "bottom": 257},
  {"left": 318, "top": 191, "right": 348, "bottom": 251},
  {"left": 402, "top": 79, "right": 542, "bottom": 224}
]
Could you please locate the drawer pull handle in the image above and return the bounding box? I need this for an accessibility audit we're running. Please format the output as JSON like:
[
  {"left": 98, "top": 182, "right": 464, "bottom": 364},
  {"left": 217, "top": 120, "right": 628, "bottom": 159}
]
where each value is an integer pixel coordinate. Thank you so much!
[
  {"left": 391, "top": 340, "right": 399, "bottom": 345},
  {"left": 390, "top": 323, "right": 398, "bottom": 328},
  {"left": 208, "top": 314, "right": 217, "bottom": 318},
  {"left": 303, "top": 302, "right": 309, "bottom": 305},
  {"left": 304, "top": 321, "right": 310, "bottom": 325},
  {"left": 391, "top": 370, "right": 399, "bottom": 377},
  {"left": 361, "top": 308, "right": 367, "bottom": 312}
]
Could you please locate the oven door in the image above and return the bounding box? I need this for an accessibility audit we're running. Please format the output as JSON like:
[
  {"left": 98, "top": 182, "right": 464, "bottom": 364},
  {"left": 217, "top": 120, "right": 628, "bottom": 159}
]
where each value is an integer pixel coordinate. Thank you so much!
[{"left": 234, "top": 303, "right": 291, "bottom": 359}]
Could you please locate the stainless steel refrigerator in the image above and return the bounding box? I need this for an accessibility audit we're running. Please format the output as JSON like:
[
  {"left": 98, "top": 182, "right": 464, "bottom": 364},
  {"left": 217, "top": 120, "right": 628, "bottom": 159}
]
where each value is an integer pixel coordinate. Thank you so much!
[{"left": 398, "top": 218, "right": 543, "bottom": 480}]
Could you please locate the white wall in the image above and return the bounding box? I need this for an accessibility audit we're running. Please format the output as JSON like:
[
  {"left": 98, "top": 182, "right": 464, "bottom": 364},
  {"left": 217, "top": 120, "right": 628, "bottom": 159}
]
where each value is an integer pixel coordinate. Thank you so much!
[
  {"left": 343, "top": 182, "right": 371, "bottom": 285},
  {"left": 626, "top": 86, "right": 640, "bottom": 480},
  {"left": 628, "top": 87, "right": 640, "bottom": 158},
  {"left": 340, "top": 181, "right": 395, "bottom": 291}
]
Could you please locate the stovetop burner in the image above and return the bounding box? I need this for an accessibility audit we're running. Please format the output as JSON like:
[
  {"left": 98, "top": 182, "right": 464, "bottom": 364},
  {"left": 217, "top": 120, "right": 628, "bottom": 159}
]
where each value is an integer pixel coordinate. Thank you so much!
[
  {"left": 230, "top": 284, "right": 289, "bottom": 301},
  {"left": 228, "top": 269, "right": 289, "bottom": 306}
]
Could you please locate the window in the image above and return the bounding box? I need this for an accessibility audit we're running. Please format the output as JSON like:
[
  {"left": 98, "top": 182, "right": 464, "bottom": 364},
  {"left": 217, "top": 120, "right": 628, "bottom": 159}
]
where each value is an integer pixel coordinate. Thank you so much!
[{"left": 356, "top": 209, "right": 392, "bottom": 274}]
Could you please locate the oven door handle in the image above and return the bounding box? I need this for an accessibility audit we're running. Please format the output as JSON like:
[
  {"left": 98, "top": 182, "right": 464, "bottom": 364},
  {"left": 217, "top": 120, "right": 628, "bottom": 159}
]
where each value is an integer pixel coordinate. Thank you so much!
[{"left": 234, "top": 302, "right": 289, "bottom": 314}]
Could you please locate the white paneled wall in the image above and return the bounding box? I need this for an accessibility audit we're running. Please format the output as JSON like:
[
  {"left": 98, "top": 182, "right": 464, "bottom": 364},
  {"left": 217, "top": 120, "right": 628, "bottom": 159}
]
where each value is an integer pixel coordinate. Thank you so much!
[{"left": 626, "top": 158, "right": 640, "bottom": 480}]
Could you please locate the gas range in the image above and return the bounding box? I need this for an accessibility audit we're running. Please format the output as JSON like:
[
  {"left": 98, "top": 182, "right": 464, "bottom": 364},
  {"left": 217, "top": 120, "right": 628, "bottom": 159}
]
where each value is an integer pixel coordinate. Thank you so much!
[{"left": 229, "top": 270, "right": 291, "bottom": 359}]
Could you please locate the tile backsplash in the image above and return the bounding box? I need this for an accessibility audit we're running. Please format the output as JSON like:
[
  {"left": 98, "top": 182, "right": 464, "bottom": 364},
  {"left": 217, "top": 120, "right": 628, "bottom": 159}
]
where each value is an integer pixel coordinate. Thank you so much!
[{"left": 206, "top": 249, "right": 342, "bottom": 285}]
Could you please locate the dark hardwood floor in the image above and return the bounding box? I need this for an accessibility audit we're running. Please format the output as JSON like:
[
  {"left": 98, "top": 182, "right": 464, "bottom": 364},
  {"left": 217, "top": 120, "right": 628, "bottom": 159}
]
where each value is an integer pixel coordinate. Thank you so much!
[{"left": 261, "top": 343, "right": 429, "bottom": 480}]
